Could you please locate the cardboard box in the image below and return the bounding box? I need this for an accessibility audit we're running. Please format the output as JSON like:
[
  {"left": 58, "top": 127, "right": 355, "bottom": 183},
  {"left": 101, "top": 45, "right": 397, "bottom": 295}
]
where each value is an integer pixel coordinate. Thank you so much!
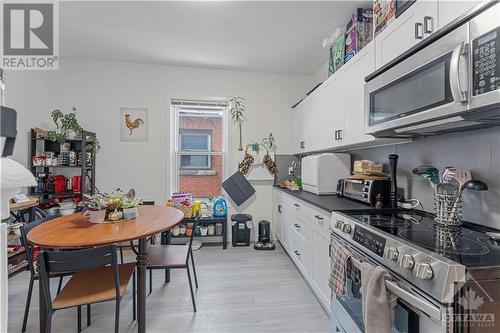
[
  {"left": 329, "top": 35, "right": 345, "bottom": 76},
  {"left": 344, "top": 8, "right": 373, "bottom": 63}
]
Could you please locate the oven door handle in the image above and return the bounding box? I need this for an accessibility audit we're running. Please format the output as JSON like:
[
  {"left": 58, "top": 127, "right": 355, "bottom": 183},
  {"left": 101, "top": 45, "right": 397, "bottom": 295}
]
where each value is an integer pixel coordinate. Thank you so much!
[
  {"left": 349, "top": 256, "right": 443, "bottom": 322},
  {"left": 450, "top": 42, "right": 469, "bottom": 103}
]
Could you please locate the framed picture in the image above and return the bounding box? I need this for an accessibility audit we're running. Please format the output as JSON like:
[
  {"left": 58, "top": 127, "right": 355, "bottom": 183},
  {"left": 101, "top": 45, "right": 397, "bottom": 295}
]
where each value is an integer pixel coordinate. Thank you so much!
[{"left": 120, "top": 107, "right": 148, "bottom": 142}]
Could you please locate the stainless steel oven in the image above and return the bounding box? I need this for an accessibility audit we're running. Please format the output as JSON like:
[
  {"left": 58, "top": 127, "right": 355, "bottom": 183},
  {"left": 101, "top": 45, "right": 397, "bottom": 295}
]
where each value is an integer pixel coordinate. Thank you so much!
[
  {"left": 330, "top": 232, "right": 450, "bottom": 333},
  {"left": 365, "top": 2, "right": 500, "bottom": 138}
]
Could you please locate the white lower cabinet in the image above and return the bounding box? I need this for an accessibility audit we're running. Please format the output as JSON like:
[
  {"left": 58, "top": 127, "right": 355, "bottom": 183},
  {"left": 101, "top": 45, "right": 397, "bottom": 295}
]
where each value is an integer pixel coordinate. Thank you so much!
[
  {"left": 272, "top": 189, "right": 332, "bottom": 314},
  {"left": 311, "top": 228, "right": 332, "bottom": 312}
]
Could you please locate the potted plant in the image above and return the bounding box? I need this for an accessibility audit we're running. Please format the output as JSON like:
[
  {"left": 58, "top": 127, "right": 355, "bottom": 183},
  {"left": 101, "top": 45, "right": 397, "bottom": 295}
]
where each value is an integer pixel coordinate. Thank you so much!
[
  {"left": 80, "top": 190, "right": 142, "bottom": 222},
  {"left": 227, "top": 97, "right": 246, "bottom": 151},
  {"left": 48, "top": 107, "right": 101, "bottom": 152}
]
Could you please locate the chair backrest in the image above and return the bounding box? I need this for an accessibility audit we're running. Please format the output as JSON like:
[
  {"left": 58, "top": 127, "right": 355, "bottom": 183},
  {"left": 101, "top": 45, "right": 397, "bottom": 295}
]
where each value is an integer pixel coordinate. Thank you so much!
[
  {"left": 38, "top": 245, "right": 119, "bottom": 312},
  {"left": 185, "top": 216, "right": 201, "bottom": 264},
  {"left": 20, "top": 215, "right": 58, "bottom": 276},
  {"left": 141, "top": 201, "right": 155, "bottom": 205}
]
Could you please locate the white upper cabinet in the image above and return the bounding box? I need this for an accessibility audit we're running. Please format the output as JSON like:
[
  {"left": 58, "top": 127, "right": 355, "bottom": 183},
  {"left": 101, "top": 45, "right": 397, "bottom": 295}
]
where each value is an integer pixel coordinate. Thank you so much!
[
  {"left": 292, "top": 99, "right": 309, "bottom": 153},
  {"left": 375, "top": 0, "right": 437, "bottom": 69},
  {"left": 437, "top": 1, "right": 481, "bottom": 28},
  {"left": 340, "top": 43, "right": 375, "bottom": 146}
]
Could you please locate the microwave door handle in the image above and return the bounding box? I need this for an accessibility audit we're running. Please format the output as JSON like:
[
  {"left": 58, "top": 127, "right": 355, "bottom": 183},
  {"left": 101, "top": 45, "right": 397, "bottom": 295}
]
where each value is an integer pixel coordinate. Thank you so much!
[
  {"left": 450, "top": 42, "right": 469, "bottom": 103},
  {"left": 349, "top": 256, "right": 443, "bottom": 322}
]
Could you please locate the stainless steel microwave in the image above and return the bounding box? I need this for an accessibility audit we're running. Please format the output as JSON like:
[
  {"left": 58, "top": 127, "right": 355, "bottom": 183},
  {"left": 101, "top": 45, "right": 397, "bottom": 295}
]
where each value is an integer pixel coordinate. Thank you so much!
[{"left": 365, "top": 2, "right": 500, "bottom": 137}]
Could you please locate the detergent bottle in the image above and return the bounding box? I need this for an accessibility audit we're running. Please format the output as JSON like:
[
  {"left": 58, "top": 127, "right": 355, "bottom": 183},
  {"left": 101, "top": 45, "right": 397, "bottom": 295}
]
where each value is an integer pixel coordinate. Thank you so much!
[{"left": 212, "top": 197, "right": 227, "bottom": 217}]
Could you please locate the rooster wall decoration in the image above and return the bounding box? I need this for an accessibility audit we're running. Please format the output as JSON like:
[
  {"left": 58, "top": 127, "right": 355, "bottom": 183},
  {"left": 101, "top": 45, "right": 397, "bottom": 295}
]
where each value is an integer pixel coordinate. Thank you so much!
[{"left": 124, "top": 113, "right": 144, "bottom": 135}]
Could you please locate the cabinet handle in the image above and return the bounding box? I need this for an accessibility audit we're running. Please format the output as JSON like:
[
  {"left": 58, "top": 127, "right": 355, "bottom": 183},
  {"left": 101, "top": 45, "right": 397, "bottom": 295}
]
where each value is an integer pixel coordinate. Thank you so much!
[
  {"left": 329, "top": 244, "right": 331, "bottom": 258},
  {"left": 415, "top": 22, "right": 423, "bottom": 39},
  {"left": 314, "top": 214, "right": 324, "bottom": 220},
  {"left": 278, "top": 205, "right": 282, "bottom": 213},
  {"left": 294, "top": 250, "right": 301, "bottom": 256},
  {"left": 334, "top": 130, "right": 338, "bottom": 141},
  {"left": 424, "top": 16, "right": 433, "bottom": 34},
  {"left": 294, "top": 223, "right": 301, "bottom": 229},
  {"left": 300, "top": 141, "right": 305, "bottom": 149},
  {"left": 294, "top": 203, "right": 300, "bottom": 208},
  {"left": 338, "top": 129, "right": 343, "bottom": 140}
]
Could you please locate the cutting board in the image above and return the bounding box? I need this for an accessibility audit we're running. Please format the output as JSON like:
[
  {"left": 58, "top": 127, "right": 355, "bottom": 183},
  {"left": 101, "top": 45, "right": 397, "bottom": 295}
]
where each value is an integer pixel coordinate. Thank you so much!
[{"left": 348, "top": 174, "right": 390, "bottom": 180}]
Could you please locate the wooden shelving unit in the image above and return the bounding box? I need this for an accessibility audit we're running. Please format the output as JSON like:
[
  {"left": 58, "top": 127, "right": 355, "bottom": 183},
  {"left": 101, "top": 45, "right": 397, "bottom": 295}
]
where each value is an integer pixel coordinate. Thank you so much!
[{"left": 29, "top": 128, "right": 96, "bottom": 203}]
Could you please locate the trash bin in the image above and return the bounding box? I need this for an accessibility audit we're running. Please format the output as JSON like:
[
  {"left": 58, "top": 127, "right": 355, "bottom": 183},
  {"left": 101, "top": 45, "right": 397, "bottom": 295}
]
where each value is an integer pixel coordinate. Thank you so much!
[{"left": 231, "top": 214, "right": 252, "bottom": 247}]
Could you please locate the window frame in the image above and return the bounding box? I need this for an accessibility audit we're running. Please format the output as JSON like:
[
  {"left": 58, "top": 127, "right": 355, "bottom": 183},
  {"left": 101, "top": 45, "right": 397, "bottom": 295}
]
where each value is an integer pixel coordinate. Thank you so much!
[
  {"left": 169, "top": 101, "right": 228, "bottom": 199},
  {"left": 179, "top": 130, "right": 212, "bottom": 170}
]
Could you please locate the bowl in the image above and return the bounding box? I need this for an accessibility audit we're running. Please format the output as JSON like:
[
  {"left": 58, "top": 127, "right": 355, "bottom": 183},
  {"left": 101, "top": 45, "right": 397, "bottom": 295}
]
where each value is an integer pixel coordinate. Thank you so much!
[
  {"left": 58, "top": 207, "right": 75, "bottom": 216},
  {"left": 59, "top": 201, "right": 75, "bottom": 209}
]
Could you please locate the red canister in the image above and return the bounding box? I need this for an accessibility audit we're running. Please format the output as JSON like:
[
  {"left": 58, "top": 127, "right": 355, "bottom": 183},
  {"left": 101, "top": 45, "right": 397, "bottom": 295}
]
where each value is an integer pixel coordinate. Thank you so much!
[
  {"left": 53, "top": 175, "right": 66, "bottom": 193},
  {"left": 72, "top": 176, "right": 82, "bottom": 193}
]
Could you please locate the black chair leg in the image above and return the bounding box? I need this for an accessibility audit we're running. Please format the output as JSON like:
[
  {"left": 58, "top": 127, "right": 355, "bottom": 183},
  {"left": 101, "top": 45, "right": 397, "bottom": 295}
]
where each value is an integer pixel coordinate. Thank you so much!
[
  {"left": 190, "top": 251, "right": 198, "bottom": 289},
  {"left": 87, "top": 304, "right": 91, "bottom": 326},
  {"left": 119, "top": 246, "right": 124, "bottom": 264},
  {"left": 132, "top": 270, "right": 136, "bottom": 321},
  {"left": 148, "top": 268, "right": 152, "bottom": 295},
  {"left": 45, "top": 312, "right": 53, "bottom": 333},
  {"left": 77, "top": 306, "right": 82, "bottom": 333},
  {"left": 114, "top": 300, "right": 120, "bottom": 333},
  {"left": 186, "top": 266, "right": 196, "bottom": 312},
  {"left": 21, "top": 277, "right": 34, "bottom": 332},
  {"left": 57, "top": 276, "right": 63, "bottom": 294}
]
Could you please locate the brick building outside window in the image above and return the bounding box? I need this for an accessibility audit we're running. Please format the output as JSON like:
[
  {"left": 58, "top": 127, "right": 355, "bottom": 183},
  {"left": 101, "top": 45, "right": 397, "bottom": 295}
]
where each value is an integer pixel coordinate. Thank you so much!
[{"left": 172, "top": 102, "right": 226, "bottom": 199}]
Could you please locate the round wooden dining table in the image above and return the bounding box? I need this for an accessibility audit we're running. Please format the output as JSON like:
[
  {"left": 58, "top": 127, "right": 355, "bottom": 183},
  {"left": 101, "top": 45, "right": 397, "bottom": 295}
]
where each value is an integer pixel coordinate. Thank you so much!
[{"left": 28, "top": 205, "right": 184, "bottom": 333}]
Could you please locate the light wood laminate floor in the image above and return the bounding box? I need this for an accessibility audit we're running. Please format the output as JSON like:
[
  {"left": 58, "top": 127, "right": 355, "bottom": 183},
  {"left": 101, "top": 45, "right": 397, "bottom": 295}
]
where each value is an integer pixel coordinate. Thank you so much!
[{"left": 8, "top": 244, "right": 329, "bottom": 332}]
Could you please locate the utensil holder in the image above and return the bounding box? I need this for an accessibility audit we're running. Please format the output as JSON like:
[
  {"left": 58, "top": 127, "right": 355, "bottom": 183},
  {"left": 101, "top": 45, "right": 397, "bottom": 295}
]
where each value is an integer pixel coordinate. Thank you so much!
[
  {"left": 434, "top": 192, "right": 463, "bottom": 227},
  {"left": 434, "top": 224, "right": 462, "bottom": 250}
]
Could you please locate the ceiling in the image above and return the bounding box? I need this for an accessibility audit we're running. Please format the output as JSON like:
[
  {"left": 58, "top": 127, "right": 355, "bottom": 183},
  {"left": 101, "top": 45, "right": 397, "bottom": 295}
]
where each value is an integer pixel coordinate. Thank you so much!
[{"left": 59, "top": 1, "right": 370, "bottom": 75}]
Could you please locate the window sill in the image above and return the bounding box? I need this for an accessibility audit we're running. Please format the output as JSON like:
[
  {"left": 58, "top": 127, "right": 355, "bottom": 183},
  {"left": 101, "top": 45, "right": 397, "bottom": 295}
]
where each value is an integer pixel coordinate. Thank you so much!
[{"left": 179, "top": 169, "right": 216, "bottom": 176}]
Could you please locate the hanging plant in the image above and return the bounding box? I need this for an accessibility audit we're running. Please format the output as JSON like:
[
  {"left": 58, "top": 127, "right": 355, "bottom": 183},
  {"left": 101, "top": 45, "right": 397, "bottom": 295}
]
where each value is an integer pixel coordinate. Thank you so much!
[
  {"left": 48, "top": 106, "right": 101, "bottom": 152},
  {"left": 227, "top": 96, "right": 246, "bottom": 151}
]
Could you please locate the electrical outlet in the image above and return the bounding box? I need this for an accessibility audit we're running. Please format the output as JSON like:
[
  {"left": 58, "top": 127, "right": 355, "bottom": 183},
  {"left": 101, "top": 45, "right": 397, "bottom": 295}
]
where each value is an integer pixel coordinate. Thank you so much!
[{"left": 288, "top": 166, "right": 294, "bottom": 175}]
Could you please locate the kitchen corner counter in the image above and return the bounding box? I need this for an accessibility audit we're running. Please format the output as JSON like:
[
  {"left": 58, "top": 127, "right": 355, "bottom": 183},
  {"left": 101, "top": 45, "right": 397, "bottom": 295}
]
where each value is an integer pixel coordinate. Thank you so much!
[{"left": 273, "top": 186, "right": 370, "bottom": 212}]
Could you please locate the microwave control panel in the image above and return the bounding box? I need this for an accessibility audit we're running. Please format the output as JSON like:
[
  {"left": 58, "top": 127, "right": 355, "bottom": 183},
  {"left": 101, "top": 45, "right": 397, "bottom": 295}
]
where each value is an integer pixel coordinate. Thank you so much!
[{"left": 472, "top": 26, "right": 500, "bottom": 96}]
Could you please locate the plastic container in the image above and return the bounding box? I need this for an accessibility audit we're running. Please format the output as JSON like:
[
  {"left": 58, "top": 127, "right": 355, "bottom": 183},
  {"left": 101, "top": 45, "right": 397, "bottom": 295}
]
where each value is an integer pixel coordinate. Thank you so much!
[{"left": 200, "top": 226, "right": 208, "bottom": 236}]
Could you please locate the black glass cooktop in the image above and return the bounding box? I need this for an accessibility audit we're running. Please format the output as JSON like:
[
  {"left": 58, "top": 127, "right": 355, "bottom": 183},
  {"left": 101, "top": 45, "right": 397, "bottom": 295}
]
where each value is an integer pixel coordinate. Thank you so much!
[{"left": 346, "top": 209, "right": 500, "bottom": 269}]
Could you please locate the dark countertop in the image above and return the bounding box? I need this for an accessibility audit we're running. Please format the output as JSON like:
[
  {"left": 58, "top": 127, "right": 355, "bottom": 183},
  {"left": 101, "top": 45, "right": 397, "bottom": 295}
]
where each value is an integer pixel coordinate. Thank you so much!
[{"left": 274, "top": 186, "right": 370, "bottom": 212}]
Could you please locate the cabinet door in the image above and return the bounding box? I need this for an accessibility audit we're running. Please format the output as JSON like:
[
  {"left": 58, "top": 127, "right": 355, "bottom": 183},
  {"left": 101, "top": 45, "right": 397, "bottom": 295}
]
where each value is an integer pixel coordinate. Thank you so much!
[
  {"left": 310, "top": 74, "right": 344, "bottom": 151},
  {"left": 311, "top": 228, "right": 331, "bottom": 309},
  {"left": 282, "top": 208, "right": 293, "bottom": 250},
  {"left": 292, "top": 101, "right": 309, "bottom": 153},
  {"left": 375, "top": 0, "right": 430, "bottom": 69},
  {"left": 437, "top": 1, "right": 480, "bottom": 28},
  {"left": 272, "top": 199, "right": 283, "bottom": 242},
  {"left": 341, "top": 44, "right": 375, "bottom": 145}
]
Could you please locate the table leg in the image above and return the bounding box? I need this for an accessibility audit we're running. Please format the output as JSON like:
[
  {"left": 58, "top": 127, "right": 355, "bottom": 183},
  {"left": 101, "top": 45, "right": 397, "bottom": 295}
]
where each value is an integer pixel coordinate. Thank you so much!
[
  {"left": 163, "top": 231, "right": 171, "bottom": 283},
  {"left": 222, "top": 217, "right": 227, "bottom": 250},
  {"left": 136, "top": 238, "right": 148, "bottom": 333}
]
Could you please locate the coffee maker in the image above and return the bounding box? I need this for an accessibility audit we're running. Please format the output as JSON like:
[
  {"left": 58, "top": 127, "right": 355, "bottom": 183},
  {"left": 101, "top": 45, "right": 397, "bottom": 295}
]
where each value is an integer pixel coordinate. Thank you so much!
[{"left": 254, "top": 220, "right": 275, "bottom": 251}]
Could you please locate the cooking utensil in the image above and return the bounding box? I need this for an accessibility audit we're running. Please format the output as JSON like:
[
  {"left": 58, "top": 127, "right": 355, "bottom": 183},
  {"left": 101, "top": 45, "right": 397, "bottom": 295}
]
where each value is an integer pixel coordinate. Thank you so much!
[
  {"left": 412, "top": 165, "right": 440, "bottom": 189},
  {"left": 462, "top": 179, "right": 488, "bottom": 191},
  {"left": 443, "top": 167, "right": 472, "bottom": 188}
]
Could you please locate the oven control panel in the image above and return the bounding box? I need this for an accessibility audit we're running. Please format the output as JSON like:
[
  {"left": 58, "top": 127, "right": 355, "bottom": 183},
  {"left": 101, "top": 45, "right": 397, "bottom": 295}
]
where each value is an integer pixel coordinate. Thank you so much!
[
  {"left": 472, "top": 26, "right": 500, "bottom": 96},
  {"left": 352, "top": 225, "right": 386, "bottom": 257}
]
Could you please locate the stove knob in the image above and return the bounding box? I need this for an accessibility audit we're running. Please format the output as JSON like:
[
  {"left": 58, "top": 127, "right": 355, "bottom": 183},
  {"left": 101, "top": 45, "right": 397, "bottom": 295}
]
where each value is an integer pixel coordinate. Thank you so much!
[
  {"left": 414, "top": 262, "right": 434, "bottom": 280},
  {"left": 335, "top": 220, "right": 344, "bottom": 229},
  {"left": 385, "top": 247, "right": 399, "bottom": 261},
  {"left": 400, "top": 254, "right": 415, "bottom": 270},
  {"left": 342, "top": 224, "right": 352, "bottom": 234}
]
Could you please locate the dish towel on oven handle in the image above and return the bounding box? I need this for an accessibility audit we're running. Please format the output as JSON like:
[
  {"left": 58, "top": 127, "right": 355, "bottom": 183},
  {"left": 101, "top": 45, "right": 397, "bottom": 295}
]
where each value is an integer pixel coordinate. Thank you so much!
[
  {"left": 328, "top": 233, "right": 352, "bottom": 298},
  {"left": 361, "top": 262, "right": 398, "bottom": 333}
]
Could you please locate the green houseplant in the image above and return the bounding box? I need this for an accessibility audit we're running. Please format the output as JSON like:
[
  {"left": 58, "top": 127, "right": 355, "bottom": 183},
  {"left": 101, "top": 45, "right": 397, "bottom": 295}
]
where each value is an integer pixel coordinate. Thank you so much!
[
  {"left": 48, "top": 107, "right": 101, "bottom": 152},
  {"left": 227, "top": 97, "right": 246, "bottom": 151}
]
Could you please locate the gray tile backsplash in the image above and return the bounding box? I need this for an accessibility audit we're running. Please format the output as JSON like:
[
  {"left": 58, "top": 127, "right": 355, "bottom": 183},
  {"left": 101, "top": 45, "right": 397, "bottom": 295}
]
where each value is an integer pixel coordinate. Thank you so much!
[
  {"left": 274, "top": 154, "right": 300, "bottom": 184},
  {"left": 350, "top": 127, "right": 500, "bottom": 230}
]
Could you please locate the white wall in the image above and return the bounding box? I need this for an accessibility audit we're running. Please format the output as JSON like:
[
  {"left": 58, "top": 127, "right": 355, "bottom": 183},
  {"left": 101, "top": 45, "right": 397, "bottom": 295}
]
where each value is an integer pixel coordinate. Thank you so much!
[
  {"left": 44, "top": 59, "right": 308, "bottom": 234},
  {"left": 4, "top": 70, "right": 48, "bottom": 166}
]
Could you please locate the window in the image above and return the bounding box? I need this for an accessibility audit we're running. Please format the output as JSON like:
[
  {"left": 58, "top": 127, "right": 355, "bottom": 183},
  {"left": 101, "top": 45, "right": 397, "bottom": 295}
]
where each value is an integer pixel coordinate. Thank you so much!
[
  {"left": 179, "top": 131, "right": 212, "bottom": 169},
  {"left": 171, "top": 100, "right": 227, "bottom": 198}
]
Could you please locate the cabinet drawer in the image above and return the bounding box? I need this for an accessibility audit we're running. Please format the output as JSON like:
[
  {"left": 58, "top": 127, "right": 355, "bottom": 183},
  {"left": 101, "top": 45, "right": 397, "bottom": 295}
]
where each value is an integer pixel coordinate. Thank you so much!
[
  {"left": 289, "top": 236, "right": 311, "bottom": 278},
  {"left": 289, "top": 215, "right": 310, "bottom": 244},
  {"left": 283, "top": 196, "right": 306, "bottom": 220}
]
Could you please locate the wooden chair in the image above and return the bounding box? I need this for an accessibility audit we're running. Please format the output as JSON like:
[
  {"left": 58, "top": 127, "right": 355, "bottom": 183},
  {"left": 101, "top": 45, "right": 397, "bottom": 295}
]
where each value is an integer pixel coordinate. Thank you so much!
[
  {"left": 147, "top": 217, "right": 199, "bottom": 312},
  {"left": 19, "top": 215, "right": 69, "bottom": 332},
  {"left": 38, "top": 245, "right": 135, "bottom": 333}
]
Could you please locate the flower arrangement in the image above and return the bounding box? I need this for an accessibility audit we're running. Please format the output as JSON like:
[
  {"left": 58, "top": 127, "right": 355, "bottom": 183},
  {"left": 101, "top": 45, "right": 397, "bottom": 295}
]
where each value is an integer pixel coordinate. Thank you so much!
[{"left": 81, "top": 189, "right": 142, "bottom": 222}]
